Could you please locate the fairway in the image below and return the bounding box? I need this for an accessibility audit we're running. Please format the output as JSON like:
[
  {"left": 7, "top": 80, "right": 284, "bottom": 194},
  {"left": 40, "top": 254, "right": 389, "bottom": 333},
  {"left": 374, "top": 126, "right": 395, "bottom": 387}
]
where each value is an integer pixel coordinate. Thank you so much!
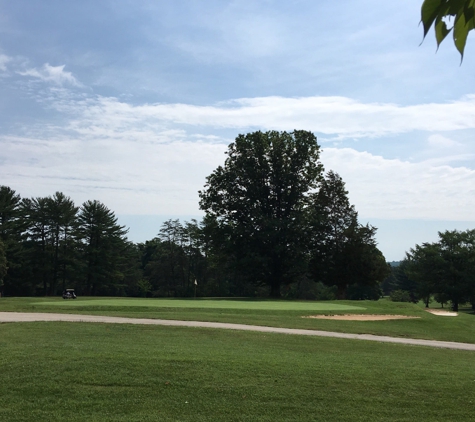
[
  {"left": 35, "top": 297, "right": 365, "bottom": 311},
  {"left": 6, "top": 297, "right": 475, "bottom": 344},
  {"left": 1, "top": 321, "right": 475, "bottom": 421}
]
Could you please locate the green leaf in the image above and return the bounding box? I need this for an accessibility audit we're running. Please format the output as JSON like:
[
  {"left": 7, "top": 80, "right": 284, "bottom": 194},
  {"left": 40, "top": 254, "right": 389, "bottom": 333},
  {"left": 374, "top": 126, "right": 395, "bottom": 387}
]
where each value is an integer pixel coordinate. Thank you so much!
[
  {"left": 421, "top": 0, "right": 444, "bottom": 38},
  {"left": 464, "top": 2, "right": 475, "bottom": 20},
  {"left": 453, "top": 10, "right": 473, "bottom": 57},
  {"left": 435, "top": 18, "right": 452, "bottom": 46}
]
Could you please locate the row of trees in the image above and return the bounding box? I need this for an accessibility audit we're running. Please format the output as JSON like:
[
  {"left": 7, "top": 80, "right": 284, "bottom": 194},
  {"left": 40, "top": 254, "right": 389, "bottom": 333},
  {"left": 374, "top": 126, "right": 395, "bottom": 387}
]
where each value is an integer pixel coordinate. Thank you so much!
[
  {"left": 0, "top": 187, "right": 134, "bottom": 296},
  {"left": 384, "top": 230, "right": 475, "bottom": 311},
  {"left": 1, "top": 131, "right": 390, "bottom": 299}
]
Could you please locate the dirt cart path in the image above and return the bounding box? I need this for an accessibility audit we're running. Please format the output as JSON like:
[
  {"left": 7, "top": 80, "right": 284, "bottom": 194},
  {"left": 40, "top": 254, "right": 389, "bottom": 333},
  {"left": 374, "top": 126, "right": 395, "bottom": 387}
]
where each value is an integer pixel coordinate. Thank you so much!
[{"left": 1, "top": 312, "right": 474, "bottom": 351}]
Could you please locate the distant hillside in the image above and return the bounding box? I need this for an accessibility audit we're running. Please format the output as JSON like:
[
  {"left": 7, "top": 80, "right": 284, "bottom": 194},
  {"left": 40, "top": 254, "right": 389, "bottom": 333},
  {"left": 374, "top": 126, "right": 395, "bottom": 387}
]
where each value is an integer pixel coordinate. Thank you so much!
[{"left": 388, "top": 261, "right": 401, "bottom": 267}]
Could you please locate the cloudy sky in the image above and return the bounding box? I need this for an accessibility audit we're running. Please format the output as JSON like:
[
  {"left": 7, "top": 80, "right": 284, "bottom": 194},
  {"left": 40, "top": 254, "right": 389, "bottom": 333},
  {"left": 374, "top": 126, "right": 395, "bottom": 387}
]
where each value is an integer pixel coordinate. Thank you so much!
[{"left": 1, "top": 0, "right": 474, "bottom": 261}]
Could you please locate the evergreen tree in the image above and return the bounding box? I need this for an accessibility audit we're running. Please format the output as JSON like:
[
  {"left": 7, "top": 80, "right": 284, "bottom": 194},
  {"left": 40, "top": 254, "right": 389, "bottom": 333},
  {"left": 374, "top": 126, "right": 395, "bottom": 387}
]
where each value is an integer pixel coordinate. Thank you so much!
[
  {"left": 0, "top": 186, "right": 27, "bottom": 295},
  {"left": 22, "top": 197, "right": 52, "bottom": 295},
  {"left": 46, "top": 192, "right": 79, "bottom": 293},
  {"left": 0, "top": 239, "right": 6, "bottom": 295},
  {"left": 143, "top": 220, "right": 206, "bottom": 297},
  {"left": 77, "top": 200, "right": 128, "bottom": 295}
]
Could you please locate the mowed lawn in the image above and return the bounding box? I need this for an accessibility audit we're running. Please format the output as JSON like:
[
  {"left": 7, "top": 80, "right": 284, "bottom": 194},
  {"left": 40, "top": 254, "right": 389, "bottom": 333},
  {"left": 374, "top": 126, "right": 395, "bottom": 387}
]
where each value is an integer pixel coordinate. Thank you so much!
[
  {"left": 36, "top": 297, "right": 365, "bottom": 311},
  {"left": 2, "top": 296, "right": 475, "bottom": 343},
  {"left": 1, "top": 321, "right": 475, "bottom": 422}
]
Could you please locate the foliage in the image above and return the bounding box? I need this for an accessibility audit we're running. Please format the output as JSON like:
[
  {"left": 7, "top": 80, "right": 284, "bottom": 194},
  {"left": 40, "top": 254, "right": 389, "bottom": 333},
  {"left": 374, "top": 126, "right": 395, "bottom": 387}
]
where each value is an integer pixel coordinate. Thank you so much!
[
  {"left": 22, "top": 192, "right": 79, "bottom": 295},
  {"left": 141, "top": 220, "right": 206, "bottom": 297},
  {"left": 0, "top": 239, "right": 6, "bottom": 290},
  {"left": 0, "top": 186, "right": 27, "bottom": 295},
  {"left": 199, "top": 130, "right": 323, "bottom": 297},
  {"left": 309, "top": 171, "right": 389, "bottom": 299},
  {"left": 434, "top": 291, "right": 451, "bottom": 307},
  {"left": 406, "top": 229, "right": 475, "bottom": 311},
  {"left": 383, "top": 260, "right": 420, "bottom": 302},
  {"left": 421, "top": 0, "right": 475, "bottom": 58},
  {"left": 390, "top": 289, "right": 413, "bottom": 302},
  {"left": 135, "top": 279, "right": 152, "bottom": 297},
  {"left": 346, "top": 283, "right": 382, "bottom": 300},
  {"left": 77, "top": 200, "right": 129, "bottom": 295}
]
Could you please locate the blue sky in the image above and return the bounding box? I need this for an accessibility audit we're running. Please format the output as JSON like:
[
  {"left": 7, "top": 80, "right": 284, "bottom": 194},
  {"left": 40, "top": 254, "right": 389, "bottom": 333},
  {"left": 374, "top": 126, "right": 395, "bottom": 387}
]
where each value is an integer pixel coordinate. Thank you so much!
[{"left": 1, "top": 0, "right": 474, "bottom": 261}]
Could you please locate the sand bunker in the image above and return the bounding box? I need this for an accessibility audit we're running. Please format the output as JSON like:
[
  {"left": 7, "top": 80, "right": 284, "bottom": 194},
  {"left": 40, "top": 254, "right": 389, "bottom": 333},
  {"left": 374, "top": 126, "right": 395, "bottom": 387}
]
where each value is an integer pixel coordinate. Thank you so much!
[
  {"left": 425, "top": 309, "right": 458, "bottom": 317},
  {"left": 304, "top": 314, "right": 420, "bottom": 321}
]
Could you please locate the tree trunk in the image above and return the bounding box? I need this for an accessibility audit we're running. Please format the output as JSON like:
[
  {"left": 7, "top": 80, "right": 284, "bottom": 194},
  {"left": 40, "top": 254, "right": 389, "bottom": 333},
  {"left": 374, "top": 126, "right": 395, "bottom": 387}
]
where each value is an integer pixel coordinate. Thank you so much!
[{"left": 452, "top": 300, "right": 459, "bottom": 312}]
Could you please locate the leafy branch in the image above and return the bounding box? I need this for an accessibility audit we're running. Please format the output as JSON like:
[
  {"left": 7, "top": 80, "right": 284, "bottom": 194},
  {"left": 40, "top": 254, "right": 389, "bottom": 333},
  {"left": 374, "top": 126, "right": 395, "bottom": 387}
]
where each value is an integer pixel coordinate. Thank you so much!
[{"left": 421, "top": 0, "right": 475, "bottom": 59}]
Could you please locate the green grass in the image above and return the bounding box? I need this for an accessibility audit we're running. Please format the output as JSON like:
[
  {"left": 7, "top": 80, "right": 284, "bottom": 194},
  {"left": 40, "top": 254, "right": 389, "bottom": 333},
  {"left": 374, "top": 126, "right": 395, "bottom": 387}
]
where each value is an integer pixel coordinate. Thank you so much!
[
  {"left": 35, "top": 297, "right": 365, "bottom": 311},
  {"left": 2, "top": 296, "right": 475, "bottom": 343},
  {"left": 1, "top": 321, "right": 475, "bottom": 421}
]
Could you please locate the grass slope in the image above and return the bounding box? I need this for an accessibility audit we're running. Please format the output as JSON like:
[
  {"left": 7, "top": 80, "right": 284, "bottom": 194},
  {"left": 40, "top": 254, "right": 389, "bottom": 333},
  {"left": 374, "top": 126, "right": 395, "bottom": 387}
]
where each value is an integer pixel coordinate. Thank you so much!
[
  {"left": 2, "top": 297, "right": 475, "bottom": 343},
  {"left": 35, "top": 298, "right": 365, "bottom": 311},
  {"left": 1, "top": 322, "right": 474, "bottom": 421}
]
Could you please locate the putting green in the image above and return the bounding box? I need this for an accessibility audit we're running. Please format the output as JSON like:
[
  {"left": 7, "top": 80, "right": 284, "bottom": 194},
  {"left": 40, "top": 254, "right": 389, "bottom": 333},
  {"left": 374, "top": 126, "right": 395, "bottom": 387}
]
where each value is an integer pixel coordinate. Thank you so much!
[{"left": 36, "top": 298, "right": 365, "bottom": 311}]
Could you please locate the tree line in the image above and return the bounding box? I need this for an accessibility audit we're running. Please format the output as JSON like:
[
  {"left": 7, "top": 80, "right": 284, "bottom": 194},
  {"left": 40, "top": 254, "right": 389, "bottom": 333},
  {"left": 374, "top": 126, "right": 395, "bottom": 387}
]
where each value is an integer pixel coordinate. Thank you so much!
[
  {"left": 383, "top": 229, "right": 475, "bottom": 311},
  {"left": 0, "top": 130, "right": 390, "bottom": 299},
  {"left": 0, "top": 189, "right": 134, "bottom": 297}
]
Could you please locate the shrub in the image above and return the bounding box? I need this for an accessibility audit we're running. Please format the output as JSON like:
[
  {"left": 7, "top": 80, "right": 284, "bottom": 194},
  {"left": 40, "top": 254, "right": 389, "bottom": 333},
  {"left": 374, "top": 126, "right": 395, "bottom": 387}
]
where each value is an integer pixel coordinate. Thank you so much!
[{"left": 390, "top": 289, "right": 412, "bottom": 302}]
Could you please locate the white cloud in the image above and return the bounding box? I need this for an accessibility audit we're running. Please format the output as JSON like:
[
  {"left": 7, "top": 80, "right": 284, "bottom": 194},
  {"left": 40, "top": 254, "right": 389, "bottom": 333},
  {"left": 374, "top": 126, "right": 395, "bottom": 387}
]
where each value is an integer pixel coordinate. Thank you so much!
[
  {"left": 0, "top": 134, "right": 227, "bottom": 215},
  {"left": 51, "top": 94, "right": 475, "bottom": 140},
  {"left": 17, "top": 63, "right": 80, "bottom": 86},
  {"left": 0, "top": 54, "right": 11, "bottom": 71},
  {"left": 1, "top": 130, "right": 474, "bottom": 222},
  {"left": 322, "top": 148, "right": 475, "bottom": 221},
  {"left": 2, "top": 89, "right": 475, "bottom": 223},
  {"left": 427, "top": 134, "right": 461, "bottom": 149}
]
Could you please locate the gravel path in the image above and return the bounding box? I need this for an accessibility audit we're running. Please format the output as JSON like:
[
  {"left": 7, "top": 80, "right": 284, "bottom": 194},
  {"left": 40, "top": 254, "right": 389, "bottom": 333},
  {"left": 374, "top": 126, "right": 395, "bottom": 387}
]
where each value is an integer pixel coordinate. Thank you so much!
[{"left": 1, "top": 312, "right": 475, "bottom": 351}]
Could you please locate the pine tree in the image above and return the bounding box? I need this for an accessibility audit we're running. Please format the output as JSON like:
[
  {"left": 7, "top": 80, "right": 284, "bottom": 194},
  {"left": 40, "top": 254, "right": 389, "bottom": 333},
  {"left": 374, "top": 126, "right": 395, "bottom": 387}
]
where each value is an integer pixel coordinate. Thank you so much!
[
  {"left": 77, "top": 200, "right": 128, "bottom": 295},
  {"left": 0, "top": 186, "right": 26, "bottom": 295}
]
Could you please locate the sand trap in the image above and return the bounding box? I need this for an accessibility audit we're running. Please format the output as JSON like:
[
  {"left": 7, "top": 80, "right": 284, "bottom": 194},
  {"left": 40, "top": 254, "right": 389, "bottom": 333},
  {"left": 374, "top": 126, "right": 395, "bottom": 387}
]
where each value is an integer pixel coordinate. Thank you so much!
[
  {"left": 303, "top": 314, "right": 420, "bottom": 321},
  {"left": 425, "top": 309, "right": 458, "bottom": 317}
]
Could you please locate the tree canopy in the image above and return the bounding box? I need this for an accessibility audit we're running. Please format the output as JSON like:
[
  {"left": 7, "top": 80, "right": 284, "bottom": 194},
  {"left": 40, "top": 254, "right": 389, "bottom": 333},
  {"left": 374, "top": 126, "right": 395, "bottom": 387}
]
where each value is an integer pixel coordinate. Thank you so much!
[
  {"left": 78, "top": 200, "right": 129, "bottom": 296},
  {"left": 199, "top": 131, "right": 387, "bottom": 299},
  {"left": 199, "top": 130, "right": 323, "bottom": 297},
  {"left": 309, "top": 171, "right": 389, "bottom": 299},
  {"left": 406, "top": 229, "right": 475, "bottom": 311},
  {"left": 0, "top": 239, "right": 6, "bottom": 293},
  {"left": 421, "top": 0, "right": 475, "bottom": 58}
]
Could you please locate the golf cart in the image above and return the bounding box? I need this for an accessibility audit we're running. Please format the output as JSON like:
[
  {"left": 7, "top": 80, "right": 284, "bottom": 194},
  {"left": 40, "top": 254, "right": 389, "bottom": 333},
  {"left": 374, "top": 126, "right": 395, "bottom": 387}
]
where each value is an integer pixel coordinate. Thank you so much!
[{"left": 62, "top": 289, "right": 77, "bottom": 299}]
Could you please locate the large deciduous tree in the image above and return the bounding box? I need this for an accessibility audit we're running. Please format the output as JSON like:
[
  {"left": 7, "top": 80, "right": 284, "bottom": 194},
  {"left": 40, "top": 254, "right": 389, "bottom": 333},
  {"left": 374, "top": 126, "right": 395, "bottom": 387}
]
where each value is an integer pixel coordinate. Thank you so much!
[
  {"left": 309, "top": 171, "right": 388, "bottom": 299},
  {"left": 406, "top": 230, "right": 475, "bottom": 311},
  {"left": 421, "top": 0, "right": 475, "bottom": 58},
  {"left": 199, "top": 130, "right": 323, "bottom": 297}
]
